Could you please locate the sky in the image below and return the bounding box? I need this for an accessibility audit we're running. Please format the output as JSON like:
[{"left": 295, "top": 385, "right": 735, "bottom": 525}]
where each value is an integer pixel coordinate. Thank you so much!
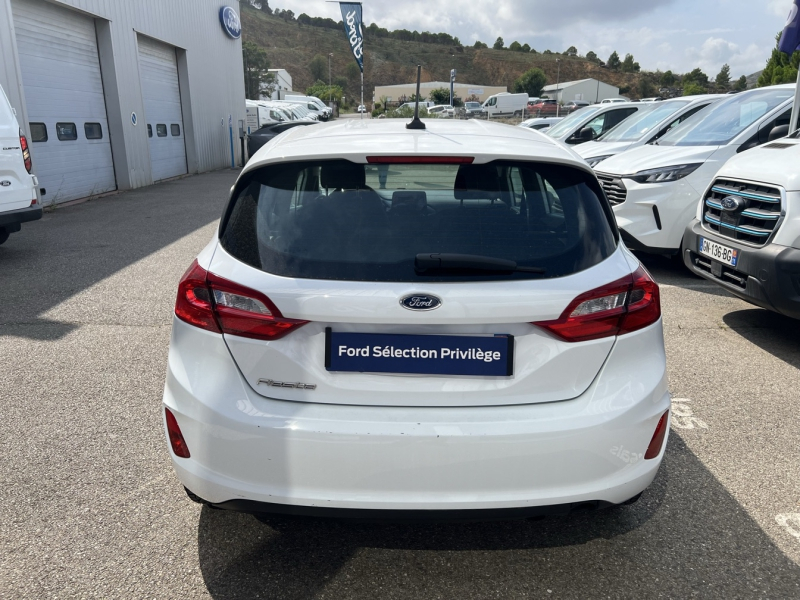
[{"left": 268, "top": 0, "right": 795, "bottom": 79}]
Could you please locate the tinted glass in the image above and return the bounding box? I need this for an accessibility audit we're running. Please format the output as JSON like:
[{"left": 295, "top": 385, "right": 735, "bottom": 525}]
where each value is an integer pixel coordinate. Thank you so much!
[
  {"left": 598, "top": 101, "right": 689, "bottom": 142},
  {"left": 84, "top": 122, "right": 102, "bottom": 139},
  {"left": 56, "top": 123, "right": 77, "bottom": 141},
  {"left": 147, "top": 124, "right": 153, "bottom": 138},
  {"left": 657, "top": 88, "right": 793, "bottom": 146},
  {"left": 220, "top": 160, "right": 617, "bottom": 282},
  {"left": 171, "top": 124, "right": 181, "bottom": 136},
  {"left": 156, "top": 124, "right": 167, "bottom": 137},
  {"left": 546, "top": 106, "right": 601, "bottom": 138},
  {"left": 30, "top": 123, "right": 47, "bottom": 142}
]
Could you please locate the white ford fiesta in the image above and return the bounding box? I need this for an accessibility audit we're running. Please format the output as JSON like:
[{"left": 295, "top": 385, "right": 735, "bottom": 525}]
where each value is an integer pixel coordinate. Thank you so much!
[{"left": 163, "top": 117, "right": 669, "bottom": 520}]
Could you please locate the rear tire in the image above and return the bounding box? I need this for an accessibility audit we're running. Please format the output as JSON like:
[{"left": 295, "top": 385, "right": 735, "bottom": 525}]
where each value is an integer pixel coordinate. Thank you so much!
[{"left": 0, "top": 228, "right": 10, "bottom": 246}]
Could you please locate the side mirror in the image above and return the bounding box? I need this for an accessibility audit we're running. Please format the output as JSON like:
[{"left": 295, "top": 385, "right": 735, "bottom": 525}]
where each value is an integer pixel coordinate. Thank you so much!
[
  {"left": 768, "top": 124, "right": 790, "bottom": 142},
  {"left": 579, "top": 127, "right": 595, "bottom": 141}
]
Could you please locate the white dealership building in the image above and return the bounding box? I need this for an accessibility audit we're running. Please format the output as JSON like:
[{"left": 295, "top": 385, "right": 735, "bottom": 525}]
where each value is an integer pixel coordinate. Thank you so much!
[{"left": 0, "top": 0, "right": 247, "bottom": 203}]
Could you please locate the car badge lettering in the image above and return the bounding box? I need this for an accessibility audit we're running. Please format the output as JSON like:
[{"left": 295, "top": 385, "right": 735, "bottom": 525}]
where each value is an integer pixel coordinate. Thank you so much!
[
  {"left": 257, "top": 379, "right": 316, "bottom": 390},
  {"left": 400, "top": 294, "right": 442, "bottom": 311},
  {"left": 721, "top": 196, "right": 743, "bottom": 212}
]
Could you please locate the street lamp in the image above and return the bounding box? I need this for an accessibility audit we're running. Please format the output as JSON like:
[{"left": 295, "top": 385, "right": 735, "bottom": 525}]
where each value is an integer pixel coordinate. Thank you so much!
[
  {"left": 556, "top": 58, "right": 561, "bottom": 117},
  {"left": 328, "top": 53, "right": 333, "bottom": 104}
]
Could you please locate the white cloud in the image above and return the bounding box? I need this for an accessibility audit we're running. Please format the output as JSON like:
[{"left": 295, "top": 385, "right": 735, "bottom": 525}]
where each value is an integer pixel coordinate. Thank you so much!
[
  {"left": 768, "top": 0, "right": 792, "bottom": 18},
  {"left": 685, "top": 37, "right": 770, "bottom": 77}
]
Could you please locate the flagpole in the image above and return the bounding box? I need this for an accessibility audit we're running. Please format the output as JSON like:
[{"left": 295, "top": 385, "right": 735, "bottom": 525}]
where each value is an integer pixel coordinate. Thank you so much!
[
  {"left": 792, "top": 64, "right": 800, "bottom": 134},
  {"left": 361, "top": 71, "right": 364, "bottom": 120}
]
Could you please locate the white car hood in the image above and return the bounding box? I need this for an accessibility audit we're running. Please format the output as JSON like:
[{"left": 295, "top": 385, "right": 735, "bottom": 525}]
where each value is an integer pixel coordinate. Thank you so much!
[
  {"left": 715, "top": 139, "right": 800, "bottom": 191},
  {"left": 575, "top": 141, "right": 634, "bottom": 159},
  {"left": 596, "top": 144, "right": 721, "bottom": 176}
]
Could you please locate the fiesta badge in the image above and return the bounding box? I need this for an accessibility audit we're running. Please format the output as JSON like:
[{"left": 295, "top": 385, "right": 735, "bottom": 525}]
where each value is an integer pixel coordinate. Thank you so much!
[
  {"left": 219, "top": 6, "right": 241, "bottom": 39},
  {"left": 400, "top": 294, "right": 442, "bottom": 311}
]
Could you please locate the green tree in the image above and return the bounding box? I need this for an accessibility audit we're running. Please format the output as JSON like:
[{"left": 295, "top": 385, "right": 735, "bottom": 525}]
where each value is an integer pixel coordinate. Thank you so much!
[
  {"left": 660, "top": 70, "right": 675, "bottom": 86},
  {"left": 715, "top": 64, "right": 731, "bottom": 89},
  {"left": 308, "top": 55, "right": 327, "bottom": 82},
  {"left": 509, "top": 41, "right": 522, "bottom": 52},
  {"left": 621, "top": 53, "right": 640, "bottom": 73},
  {"left": 758, "top": 31, "right": 800, "bottom": 86},
  {"left": 607, "top": 51, "right": 621, "bottom": 70},
  {"left": 683, "top": 82, "right": 706, "bottom": 96},
  {"left": 242, "top": 41, "right": 273, "bottom": 100},
  {"left": 493, "top": 37, "right": 505, "bottom": 50},
  {"left": 473, "top": 40, "right": 488, "bottom": 49},
  {"left": 683, "top": 68, "right": 709, "bottom": 87},
  {"left": 735, "top": 75, "right": 748, "bottom": 91},
  {"left": 637, "top": 78, "right": 654, "bottom": 99},
  {"left": 429, "top": 87, "right": 451, "bottom": 105},
  {"left": 306, "top": 80, "right": 343, "bottom": 104},
  {"left": 585, "top": 51, "right": 602, "bottom": 65},
  {"left": 564, "top": 46, "right": 578, "bottom": 57},
  {"left": 521, "top": 43, "right": 531, "bottom": 53},
  {"left": 513, "top": 67, "right": 547, "bottom": 97}
]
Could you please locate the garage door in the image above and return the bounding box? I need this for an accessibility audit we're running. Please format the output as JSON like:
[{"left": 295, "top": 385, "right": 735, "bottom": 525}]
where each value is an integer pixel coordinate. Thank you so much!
[
  {"left": 12, "top": 0, "right": 116, "bottom": 203},
  {"left": 137, "top": 36, "right": 187, "bottom": 182}
]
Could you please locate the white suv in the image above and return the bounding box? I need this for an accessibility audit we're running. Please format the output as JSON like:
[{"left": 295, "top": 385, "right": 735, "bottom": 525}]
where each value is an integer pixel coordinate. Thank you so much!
[
  {"left": 0, "top": 84, "right": 40, "bottom": 245},
  {"left": 595, "top": 85, "right": 795, "bottom": 255},
  {"left": 682, "top": 130, "right": 800, "bottom": 319},
  {"left": 163, "top": 119, "right": 669, "bottom": 519}
]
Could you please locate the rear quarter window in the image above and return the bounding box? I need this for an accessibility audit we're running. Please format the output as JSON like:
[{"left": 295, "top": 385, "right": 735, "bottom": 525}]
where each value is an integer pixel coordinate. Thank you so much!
[{"left": 220, "top": 160, "right": 618, "bottom": 282}]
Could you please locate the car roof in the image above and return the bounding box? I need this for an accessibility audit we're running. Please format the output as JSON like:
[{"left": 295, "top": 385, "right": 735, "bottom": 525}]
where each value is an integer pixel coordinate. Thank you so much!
[{"left": 244, "top": 119, "right": 591, "bottom": 173}]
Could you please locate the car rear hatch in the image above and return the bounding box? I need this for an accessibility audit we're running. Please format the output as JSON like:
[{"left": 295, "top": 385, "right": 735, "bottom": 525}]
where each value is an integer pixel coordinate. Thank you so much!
[{"left": 208, "top": 158, "right": 637, "bottom": 408}]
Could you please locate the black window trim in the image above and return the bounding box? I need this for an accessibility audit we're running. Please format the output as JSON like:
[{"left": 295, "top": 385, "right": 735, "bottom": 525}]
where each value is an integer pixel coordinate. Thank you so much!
[
  {"left": 156, "top": 124, "right": 168, "bottom": 137},
  {"left": 29, "top": 122, "right": 48, "bottom": 143},
  {"left": 55, "top": 122, "right": 78, "bottom": 141},
  {"left": 84, "top": 122, "right": 103, "bottom": 140}
]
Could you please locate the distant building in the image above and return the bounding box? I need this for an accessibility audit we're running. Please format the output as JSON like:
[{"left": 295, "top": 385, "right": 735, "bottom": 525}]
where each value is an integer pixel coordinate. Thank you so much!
[
  {"left": 266, "top": 69, "right": 293, "bottom": 99},
  {"left": 373, "top": 81, "right": 507, "bottom": 104},
  {"left": 541, "top": 79, "right": 619, "bottom": 103}
]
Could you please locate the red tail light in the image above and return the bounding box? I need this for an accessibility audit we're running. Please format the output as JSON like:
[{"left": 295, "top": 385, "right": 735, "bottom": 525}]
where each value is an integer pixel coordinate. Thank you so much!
[
  {"left": 644, "top": 410, "right": 670, "bottom": 459},
  {"left": 533, "top": 266, "right": 660, "bottom": 342},
  {"left": 19, "top": 129, "right": 31, "bottom": 173},
  {"left": 165, "top": 408, "right": 191, "bottom": 458},
  {"left": 175, "top": 260, "right": 309, "bottom": 340}
]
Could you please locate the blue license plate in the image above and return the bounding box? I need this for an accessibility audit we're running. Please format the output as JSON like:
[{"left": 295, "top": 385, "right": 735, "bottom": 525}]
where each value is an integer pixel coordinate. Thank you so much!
[{"left": 325, "top": 330, "right": 514, "bottom": 377}]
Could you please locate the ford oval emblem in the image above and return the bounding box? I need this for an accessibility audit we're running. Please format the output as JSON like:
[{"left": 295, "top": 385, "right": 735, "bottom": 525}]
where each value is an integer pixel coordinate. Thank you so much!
[
  {"left": 0, "top": 180, "right": 10, "bottom": 187},
  {"left": 400, "top": 294, "right": 442, "bottom": 311},
  {"left": 721, "top": 195, "right": 743, "bottom": 212},
  {"left": 219, "top": 6, "right": 241, "bottom": 39}
]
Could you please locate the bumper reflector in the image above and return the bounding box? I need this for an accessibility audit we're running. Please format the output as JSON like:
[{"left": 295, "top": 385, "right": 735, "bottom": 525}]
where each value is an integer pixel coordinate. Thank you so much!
[
  {"left": 644, "top": 410, "right": 669, "bottom": 460},
  {"left": 165, "top": 408, "right": 190, "bottom": 458}
]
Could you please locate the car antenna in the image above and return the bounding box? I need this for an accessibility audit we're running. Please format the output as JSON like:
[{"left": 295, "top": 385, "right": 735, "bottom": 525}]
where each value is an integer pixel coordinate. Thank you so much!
[{"left": 406, "top": 65, "right": 426, "bottom": 130}]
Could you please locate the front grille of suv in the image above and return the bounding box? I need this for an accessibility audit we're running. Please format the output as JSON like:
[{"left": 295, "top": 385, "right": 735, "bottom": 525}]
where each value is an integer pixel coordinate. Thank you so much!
[
  {"left": 596, "top": 173, "right": 627, "bottom": 205},
  {"left": 702, "top": 178, "right": 783, "bottom": 247}
]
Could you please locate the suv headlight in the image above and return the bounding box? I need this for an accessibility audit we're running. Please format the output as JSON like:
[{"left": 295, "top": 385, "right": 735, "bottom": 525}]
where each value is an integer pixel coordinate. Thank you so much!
[
  {"left": 628, "top": 163, "right": 702, "bottom": 184},
  {"left": 586, "top": 155, "right": 614, "bottom": 168}
]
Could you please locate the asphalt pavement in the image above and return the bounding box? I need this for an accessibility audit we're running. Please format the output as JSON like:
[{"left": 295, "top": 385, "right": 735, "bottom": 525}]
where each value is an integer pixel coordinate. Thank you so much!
[{"left": 2, "top": 170, "right": 800, "bottom": 598}]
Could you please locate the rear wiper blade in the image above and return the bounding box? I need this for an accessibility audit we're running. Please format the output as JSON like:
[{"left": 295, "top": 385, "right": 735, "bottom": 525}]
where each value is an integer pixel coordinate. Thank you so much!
[{"left": 415, "top": 253, "right": 546, "bottom": 274}]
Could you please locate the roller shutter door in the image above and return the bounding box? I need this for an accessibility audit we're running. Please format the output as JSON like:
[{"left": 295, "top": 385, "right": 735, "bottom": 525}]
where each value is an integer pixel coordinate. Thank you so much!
[
  {"left": 137, "top": 36, "right": 187, "bottom": 181},
  {"left": 12, "top": 0, "right": 116, "bottom": 203}
]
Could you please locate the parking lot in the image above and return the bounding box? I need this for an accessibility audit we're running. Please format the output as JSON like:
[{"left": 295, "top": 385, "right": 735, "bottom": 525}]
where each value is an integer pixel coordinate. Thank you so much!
[{"left": 2, "top": 170, "right": 800, "bottom": 598}]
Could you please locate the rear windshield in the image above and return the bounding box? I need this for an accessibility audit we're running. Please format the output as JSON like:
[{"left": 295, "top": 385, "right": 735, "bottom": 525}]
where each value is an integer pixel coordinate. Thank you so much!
[{"left": 220, "top": 160, "right": 617, "bottom": 282}]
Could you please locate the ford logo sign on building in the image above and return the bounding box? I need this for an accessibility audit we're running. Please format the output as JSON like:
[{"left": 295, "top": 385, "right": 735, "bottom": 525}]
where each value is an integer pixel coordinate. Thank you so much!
[
  {"left": 219, "top": 6, "right": 241, "bottom": 39},
  {"left": 400, "top": 294, "right": 442, "bottom": 311}
]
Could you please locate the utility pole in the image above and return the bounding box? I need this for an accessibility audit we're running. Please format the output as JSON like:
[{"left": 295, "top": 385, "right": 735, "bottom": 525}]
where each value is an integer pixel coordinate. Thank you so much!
[
  {"left": 328, "top": 53, "right": 333, "bottom": 104},
  {"left": 556, "top": 58, "right": 561, "bottom": 117}
]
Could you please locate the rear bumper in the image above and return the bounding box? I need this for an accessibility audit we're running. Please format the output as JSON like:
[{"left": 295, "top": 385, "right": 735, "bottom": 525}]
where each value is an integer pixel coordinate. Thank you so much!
[
  {"left": 163, "top": 317, "right": 670, "bottom": 513},
  {"left": 683, "top": 219, "right": 800, "bottom": 319},
  {"left": 0, "top": 203, "right": 42, "bottom": 230}
]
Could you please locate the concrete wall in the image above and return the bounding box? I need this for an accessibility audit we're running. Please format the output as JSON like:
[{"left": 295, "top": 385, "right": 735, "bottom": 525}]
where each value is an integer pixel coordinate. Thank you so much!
[{"left": 0, "top": 0, "right": 246, "bottom": 191}]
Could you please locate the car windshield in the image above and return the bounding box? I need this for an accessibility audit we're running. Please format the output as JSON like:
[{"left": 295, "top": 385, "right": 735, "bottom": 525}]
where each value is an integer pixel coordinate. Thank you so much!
[
  {"left": 546, "top": 106, "right": 602, "bottom": 138},
  {"left": 656, "top": 88, "right": 793, "bottom": 146},
  {"left": 220, "top": 160, "right": 617, "bottom": 282},
  {"left": 597, "top": 100, "right": 690, "bottom": 142},
  {"left": 466, "top": 102, "right": 480, "bottom": 108}
]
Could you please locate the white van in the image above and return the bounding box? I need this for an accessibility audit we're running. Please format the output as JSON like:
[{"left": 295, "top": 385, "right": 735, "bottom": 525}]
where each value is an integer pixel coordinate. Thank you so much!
[
  {"left": 245, "top": 100, "right": 285, "bottom": 132},
  {"left": 0, "top": 84, "right": 41, "bottom": 245},
  {"left": 576, "top": 95, "right": 720, "bottom": 167},
  {"left": 481, "top": 93, "right": 529, "bottom": 118},
  {"left": 595, "top": 84, "right": 796, "bottom": 255},
  {"left": 286, "top": 95, "right": 332, "bottom": 121},
  {"left": 681, "top": 131, "right": 800, "bottom": 319}
]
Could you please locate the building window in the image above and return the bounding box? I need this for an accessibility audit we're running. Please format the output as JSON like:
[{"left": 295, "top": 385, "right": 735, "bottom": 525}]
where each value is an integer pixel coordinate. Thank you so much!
[
  {"left": 56, "top": 122, "right": 77, "bottom": 141},
  {"left": 170, "top": 124, "right": 180, "bottom": 137},
  {"left": 156, "top": 124, "right": 167, "bottom": 137},
  {"left": 84, "top": 122, "right": 103, "bottom": 140},
  {"left": 30, "top": 123, "right": 47, "bottom": 142},
  {"left": 147, "top": 124, "right": 153, "bottom": 138}
]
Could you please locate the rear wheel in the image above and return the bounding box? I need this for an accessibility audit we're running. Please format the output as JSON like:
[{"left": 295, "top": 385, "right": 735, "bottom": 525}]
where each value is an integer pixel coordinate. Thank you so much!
[{"left": 0, "top": 228, "right": 10, "bottom": 246}]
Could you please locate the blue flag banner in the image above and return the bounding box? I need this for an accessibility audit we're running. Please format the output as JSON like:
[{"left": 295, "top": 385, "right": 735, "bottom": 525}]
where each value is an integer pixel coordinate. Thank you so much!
[
  {"left": 339, "top": 2, "right": 364, "bottom": 73},
  {"left": 779, "top": 0, "right": 800, "bottom": 55}
]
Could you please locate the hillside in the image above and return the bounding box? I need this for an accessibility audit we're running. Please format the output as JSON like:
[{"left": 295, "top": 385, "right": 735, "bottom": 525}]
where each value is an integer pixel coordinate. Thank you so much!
[{"left": 241, "top": 4, "right": 652, "bottom": 101}]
